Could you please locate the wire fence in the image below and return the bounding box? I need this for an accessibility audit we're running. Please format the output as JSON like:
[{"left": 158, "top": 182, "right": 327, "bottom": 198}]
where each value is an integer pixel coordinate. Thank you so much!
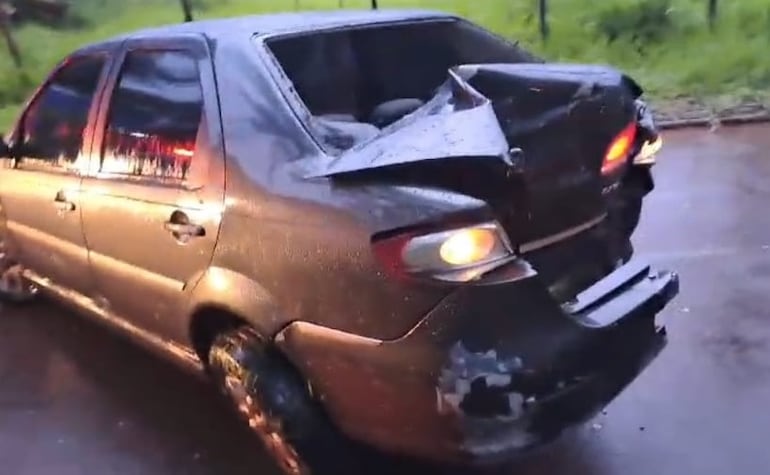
[
  {"left": 0, "top": 0, "right": 743, "bottom": 72},
  {"left": 279, "top": 0, "right": 725, "bottom": 41}
]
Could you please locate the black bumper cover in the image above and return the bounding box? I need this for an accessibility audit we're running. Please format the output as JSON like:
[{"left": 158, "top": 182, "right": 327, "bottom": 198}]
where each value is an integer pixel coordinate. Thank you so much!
[{"left": 459, "top": 260, "right": 678, "bottom": 463}]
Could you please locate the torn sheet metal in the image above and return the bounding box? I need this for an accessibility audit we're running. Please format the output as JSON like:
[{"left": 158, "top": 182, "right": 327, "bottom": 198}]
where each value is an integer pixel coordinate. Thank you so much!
[
  {"left": 310, "top": 70, "right": 511, "bottom": 177},
  {"left": 308, "top": 62, "right": 639, "bottom": 180},
  {"left": 437, "top": 342, "right": 527, "bottom": 420},
  {"left": 308, "top": 63, "right": 641, "bottom": 247}
]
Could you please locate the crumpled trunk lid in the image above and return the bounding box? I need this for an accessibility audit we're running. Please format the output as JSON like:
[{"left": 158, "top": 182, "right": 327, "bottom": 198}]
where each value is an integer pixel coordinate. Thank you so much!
[
  {"left": 459, "top": 64, "right": 639, "bottom": 243},
  {"left": 310, "top": 63, "right": 641, "bottom": 248}
]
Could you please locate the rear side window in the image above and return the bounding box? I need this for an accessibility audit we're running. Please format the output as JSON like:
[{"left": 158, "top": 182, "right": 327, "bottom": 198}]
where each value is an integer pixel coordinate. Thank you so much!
[
  {"left": 100, "top": 49, "right": 203, "bottom": 182},
  {"left": 19, "top": 55, "right": 106, "bottom": 171}
]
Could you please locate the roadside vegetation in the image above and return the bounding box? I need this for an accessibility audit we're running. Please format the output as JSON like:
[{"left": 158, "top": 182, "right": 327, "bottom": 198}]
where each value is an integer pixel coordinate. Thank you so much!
[{"left": 0, "top": 0, "right": 769, "bottom": 129}]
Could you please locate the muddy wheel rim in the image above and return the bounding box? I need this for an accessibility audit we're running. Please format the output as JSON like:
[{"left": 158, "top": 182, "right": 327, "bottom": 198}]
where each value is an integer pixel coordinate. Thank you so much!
[{"left": 223, "top": 375, "right": 307, "bottom": 475}]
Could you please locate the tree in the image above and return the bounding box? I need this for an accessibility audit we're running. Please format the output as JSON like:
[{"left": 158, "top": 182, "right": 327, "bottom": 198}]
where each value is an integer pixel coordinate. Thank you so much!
[{"left": 8, "top": 0, "right": 69, "bottom": 26}]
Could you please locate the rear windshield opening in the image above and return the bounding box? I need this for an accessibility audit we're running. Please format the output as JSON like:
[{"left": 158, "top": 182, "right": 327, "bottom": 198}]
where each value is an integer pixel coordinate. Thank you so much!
[{"left": 266, "top": 19, "right": 538, "bottom": 153}]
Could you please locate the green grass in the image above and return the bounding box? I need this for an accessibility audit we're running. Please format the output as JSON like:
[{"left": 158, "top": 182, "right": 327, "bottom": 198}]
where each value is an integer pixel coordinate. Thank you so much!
[{"left": 0, "top": 0, "right": 768, "bottom": 129}]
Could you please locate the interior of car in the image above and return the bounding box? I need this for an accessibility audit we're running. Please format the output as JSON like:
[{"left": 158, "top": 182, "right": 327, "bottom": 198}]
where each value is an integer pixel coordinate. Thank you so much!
[{"left": 267, "top": 18, "right": 535, "bottom": 152}]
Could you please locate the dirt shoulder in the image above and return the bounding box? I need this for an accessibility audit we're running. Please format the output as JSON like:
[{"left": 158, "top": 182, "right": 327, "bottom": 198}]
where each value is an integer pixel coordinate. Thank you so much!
[{"left": 654, "top": 97, "right": 770, "bottom": 130}]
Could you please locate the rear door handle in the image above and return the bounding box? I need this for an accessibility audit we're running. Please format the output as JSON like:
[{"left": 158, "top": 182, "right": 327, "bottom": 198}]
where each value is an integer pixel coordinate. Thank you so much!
[
  {"left": 164, "top": 222, "right": 205, "bottom": 237},
  {"left": 54, "top": 191, "right": 75, "bottom": 212},
  {"left": 164, "top": 210, "right": 205, "bottom": 242}
]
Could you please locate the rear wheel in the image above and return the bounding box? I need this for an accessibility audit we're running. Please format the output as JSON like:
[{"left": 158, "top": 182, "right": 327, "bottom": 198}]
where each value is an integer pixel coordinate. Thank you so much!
[{"left": 208, "top": 326, "right": 366, "bottom": 475}]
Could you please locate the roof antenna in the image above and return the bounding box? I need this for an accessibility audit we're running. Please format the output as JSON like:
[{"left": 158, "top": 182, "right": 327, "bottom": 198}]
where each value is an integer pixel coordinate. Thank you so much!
[
  {"left": 180, "top": 0, "right": 193, "bottom": 22},
  {"left": 371, "top": 0, "right": 378, "bottom": 9}
]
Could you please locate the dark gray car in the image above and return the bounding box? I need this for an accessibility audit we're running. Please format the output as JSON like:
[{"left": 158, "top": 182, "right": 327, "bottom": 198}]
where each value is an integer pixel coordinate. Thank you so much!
[{"left": 0, "top": 10, "right": 678, "bottom": 475}]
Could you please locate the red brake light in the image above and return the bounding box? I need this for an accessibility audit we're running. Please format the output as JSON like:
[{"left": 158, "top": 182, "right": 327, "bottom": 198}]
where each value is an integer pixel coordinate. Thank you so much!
[
  {"left": 371, "top": 223, "right": 514, "bottom": 283},
  {"left": 602, "top": 122, "right": 637, "bottom": 175},
  {"left": 371, "top": 232, "right": 413, "bottom": 280}
]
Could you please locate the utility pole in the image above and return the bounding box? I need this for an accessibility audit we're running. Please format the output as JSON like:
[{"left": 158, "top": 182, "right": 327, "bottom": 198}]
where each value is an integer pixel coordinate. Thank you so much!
[
  {"left": 538, "top": 0, "right": 549, "bottom": 41},
  {"left": 707, "top": 0, "right": 718, "bottom": 31},
  {"left": 180, "top": 0, "right": 193, "bottom": 22}
]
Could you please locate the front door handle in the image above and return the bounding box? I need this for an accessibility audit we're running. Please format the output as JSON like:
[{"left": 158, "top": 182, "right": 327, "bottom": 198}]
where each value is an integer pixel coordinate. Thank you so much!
[{"left": 54, "top": 190, "right": 75, "bottom": 213}]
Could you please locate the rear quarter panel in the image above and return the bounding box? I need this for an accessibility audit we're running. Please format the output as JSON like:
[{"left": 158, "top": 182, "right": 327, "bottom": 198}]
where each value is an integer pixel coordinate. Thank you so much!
[
  {"left": 193, "top": 36, "right": 484, "bottom": 340},
  {"left": 209, "top": 170, "right": 465, "bottom": 340}
]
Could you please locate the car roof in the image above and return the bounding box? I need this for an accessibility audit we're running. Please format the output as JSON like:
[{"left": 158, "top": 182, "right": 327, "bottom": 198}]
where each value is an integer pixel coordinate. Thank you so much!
[{"left": 83, "top": 9, "right": 452, "bottom": 49}]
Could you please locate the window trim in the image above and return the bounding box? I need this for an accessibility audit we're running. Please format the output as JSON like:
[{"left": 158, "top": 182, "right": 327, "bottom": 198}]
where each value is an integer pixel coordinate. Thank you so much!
[{"left": 93, "top": 44, "right": 207, "bottom": 189}]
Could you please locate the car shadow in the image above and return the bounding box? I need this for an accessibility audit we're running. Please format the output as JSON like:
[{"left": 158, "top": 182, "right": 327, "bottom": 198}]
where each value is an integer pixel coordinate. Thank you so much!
[{"left": 0, "top": 302, "right": 613, "bottom": 475}]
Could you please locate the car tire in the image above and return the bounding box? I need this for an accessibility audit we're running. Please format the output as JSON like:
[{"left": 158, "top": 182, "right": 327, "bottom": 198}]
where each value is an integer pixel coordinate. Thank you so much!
[{"left": 208, "top": 326, "right": 367, "bottom": 475}]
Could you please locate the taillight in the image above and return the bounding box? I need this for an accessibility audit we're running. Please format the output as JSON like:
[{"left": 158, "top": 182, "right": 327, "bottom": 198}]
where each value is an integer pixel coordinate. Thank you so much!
[
  {"left": 601, "top": 122, "right": 637, "bottom": 175},
  {"left": 371, "top": 222, "right": 514, "bottom": 283}
]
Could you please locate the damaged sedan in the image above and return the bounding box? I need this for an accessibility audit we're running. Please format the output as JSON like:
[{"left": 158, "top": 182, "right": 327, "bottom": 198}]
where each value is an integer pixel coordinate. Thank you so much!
[{"left": 0, "top": 9, "right": 678, "bottom": 475}]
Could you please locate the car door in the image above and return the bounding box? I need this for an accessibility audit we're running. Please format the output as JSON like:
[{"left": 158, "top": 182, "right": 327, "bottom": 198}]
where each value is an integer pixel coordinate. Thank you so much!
[
  {"left": 79, "top": 37, "right": 225, "bottom": 340},
  {"left": 0, "top": 53, "right": 109, "bottom": 295}
]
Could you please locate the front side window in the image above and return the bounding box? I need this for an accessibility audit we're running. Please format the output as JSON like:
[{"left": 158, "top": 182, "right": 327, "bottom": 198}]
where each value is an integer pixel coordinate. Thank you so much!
[
  {"left": 19, "top": 54, "right": 106, "bottom": 171},
  {"left": 101, "top": 49, "right": 203, "bottom": 182}
]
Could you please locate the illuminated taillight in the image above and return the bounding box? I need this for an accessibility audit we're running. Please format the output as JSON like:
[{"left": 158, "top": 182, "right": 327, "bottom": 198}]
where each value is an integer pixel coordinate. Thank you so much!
[
  {"left": 371, "top": 222, "right": 514, "bottom": 283},
  {"left": 438, "top": 228, "right": 497, "bottom": 266},
  {"left": 602, "top": 122, "right": 637, "bottom": 175}
]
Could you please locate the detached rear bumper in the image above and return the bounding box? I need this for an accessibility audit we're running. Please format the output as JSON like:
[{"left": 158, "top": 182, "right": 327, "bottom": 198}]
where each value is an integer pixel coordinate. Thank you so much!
[
  {"left": 458, "top": 260, "right": 677, "bottom": 464},
  {"left": 275, "top": 259, "right": 679, "bottom": 466}
]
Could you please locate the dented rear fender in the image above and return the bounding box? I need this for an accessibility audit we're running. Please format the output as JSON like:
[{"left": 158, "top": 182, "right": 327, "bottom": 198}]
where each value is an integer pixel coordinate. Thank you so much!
[{"left": 274, "top": 258, "right": 678, "bottom": 464}]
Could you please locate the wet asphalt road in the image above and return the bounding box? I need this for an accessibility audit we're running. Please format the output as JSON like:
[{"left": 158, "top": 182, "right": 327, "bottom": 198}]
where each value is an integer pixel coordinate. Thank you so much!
[{"left": 2, "top": 124, "right": 770, "bottom": 475}]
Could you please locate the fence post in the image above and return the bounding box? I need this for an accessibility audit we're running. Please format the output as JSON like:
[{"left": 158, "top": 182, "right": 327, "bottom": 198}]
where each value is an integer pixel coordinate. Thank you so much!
[
  {"left": 0, "top": 3, "right": 21, "bottom": 68},
  {"left": 538, "top": 0, "right": 549, "bottom": 41},
  {"left": 707, "top": 0, "right": 717, "bottom": 30},
  {"left": 179, "top": 0, "right": 193, "bottom": 22}
]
